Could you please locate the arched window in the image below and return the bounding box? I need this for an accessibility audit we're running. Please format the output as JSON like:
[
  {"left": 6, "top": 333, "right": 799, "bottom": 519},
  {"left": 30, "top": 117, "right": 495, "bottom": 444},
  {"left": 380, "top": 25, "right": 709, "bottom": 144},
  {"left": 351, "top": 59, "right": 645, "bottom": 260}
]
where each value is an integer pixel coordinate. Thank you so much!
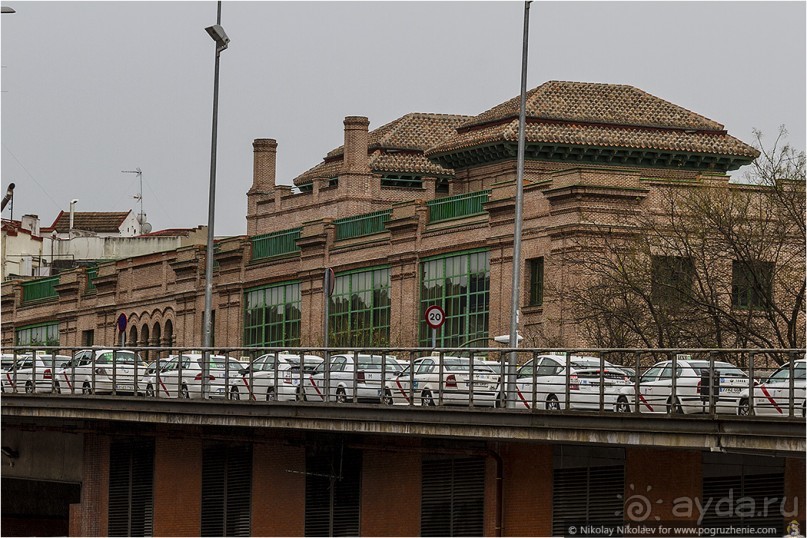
[
  {"left": 164, "top": 320, "right": 174, "bottom": 351},
  {"left": 153, "top": 323, "right": 162, "bottom": 353},
  {"left": 141, "top": 324, "right": 150, "bottom": 362},
  {"left": 129, "top": 326, "right": 138, "bottom": 349}
]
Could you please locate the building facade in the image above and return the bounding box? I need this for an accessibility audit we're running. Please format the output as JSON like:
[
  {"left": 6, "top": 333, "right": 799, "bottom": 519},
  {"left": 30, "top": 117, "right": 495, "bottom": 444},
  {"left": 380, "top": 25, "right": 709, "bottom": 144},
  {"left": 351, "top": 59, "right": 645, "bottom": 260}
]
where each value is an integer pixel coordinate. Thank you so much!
[{"left": 3, "top": 80, "right": 777, "bottom": 353}]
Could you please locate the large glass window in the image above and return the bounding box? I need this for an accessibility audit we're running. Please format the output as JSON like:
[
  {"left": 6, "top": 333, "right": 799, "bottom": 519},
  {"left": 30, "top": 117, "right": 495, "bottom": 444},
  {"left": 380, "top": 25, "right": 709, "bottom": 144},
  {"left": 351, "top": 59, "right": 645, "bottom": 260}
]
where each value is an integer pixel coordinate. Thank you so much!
[
  {"left": 244, "top": 282, "right": 301, "bottom": 348},
  {"left": 419, "top": 250, "right": 489, "bottom": 347},
  {"left": 15, "top": 322, "right": 59, "bottom": 347},
  {"left": 329, "top": 267, "right": 391, "bottom": 347}
]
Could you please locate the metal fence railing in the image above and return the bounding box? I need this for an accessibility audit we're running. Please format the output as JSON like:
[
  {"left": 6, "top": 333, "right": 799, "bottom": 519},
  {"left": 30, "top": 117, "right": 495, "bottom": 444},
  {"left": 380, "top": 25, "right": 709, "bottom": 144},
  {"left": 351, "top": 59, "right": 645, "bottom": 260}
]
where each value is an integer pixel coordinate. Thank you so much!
[
  {"left": 250, "top": 228, "right": 302, "bottom": 260},
  {"left": 427, "top": 190, "right": 490, "bottom": 223},
  {"left": 2, "top": 346, "right": 804, "bottom": 419},
  {"left": 334, "top": 210, "right": 392, "bottom": 240},
  {"left": 20, "top": 276, "right": 60, "bottom": 304}
]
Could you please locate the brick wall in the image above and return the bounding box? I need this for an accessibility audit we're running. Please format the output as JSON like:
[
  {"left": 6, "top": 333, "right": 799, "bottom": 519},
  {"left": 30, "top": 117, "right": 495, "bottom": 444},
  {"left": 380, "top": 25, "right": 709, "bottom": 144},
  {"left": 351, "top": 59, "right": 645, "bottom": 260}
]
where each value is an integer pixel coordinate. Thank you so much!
[
  {"left": 625, "top": 447, "right": 702, "bottom": 524},
  {"left": 79, "top": 433, "right": 109, "bottom": 537},
  {"left": 251, "top": 441, "right": 306, "bottom": 536},
  {"left": 153, "top": 436, "right": 202, "bottom": 537},
  {"left": 361, "top": 449, "right": 421, "bottom": 536},
  {"left": 499, "top": 442, "right": 553, "bottom": 536}
]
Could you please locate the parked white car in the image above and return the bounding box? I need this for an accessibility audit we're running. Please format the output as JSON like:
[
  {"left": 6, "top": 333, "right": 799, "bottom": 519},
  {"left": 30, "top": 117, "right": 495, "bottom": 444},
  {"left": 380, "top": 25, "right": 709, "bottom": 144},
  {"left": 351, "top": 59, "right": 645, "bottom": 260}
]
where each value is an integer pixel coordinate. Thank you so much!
[
  {"left": 1, "top": 354, "right": 71, "bottom": 394},
  {"left": 737, "top": 359, "right": 806, "bottom": 417},
  {"left": 141, "top": 353, "right": 244, "bottom": 399},
  {"left": 303, "top": 354, "right": 402, "bottom": 403},
  {"left": 616, "top": 358, "right": 750, "bottom": 414},
  {"left": 228, "top": 352, "right": 324, "bottom": 401},
  {"left": 509, "top": 354, "right": 632, "bottom": 411},
  {"left": 57, "top": 349, "right": 146, "bottom": 395},
  {"left": 382, "top": 355, "right": 501, "bottom": 407}
]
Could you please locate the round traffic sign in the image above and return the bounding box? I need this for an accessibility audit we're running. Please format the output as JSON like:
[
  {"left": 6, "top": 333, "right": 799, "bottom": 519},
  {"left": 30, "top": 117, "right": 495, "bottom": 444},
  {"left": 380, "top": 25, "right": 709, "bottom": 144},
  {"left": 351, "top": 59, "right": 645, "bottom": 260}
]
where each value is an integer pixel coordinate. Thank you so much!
[{"left": 424, "top": 305, "right": 446, "bottom": 330}]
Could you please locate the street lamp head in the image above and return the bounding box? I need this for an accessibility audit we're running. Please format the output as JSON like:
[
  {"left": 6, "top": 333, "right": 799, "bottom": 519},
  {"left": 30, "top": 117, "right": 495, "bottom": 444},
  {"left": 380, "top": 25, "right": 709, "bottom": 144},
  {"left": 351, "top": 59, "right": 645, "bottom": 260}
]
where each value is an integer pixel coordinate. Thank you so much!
[
  {"left": 1, "top": 6, "right": 16, "bottom": 13},
  {"left": 70, "top": 198, "right": 79, "bottom": 205},
  {"left": 205, "top": 24, "right": 229, "bottom": 49}
]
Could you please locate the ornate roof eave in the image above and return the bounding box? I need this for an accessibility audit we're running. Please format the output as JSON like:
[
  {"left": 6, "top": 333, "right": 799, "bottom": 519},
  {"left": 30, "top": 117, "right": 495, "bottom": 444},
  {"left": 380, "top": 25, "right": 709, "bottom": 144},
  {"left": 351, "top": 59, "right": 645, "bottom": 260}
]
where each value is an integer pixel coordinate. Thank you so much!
[{"left": 429, "top": 141, "right": 755, "bottom": 173}]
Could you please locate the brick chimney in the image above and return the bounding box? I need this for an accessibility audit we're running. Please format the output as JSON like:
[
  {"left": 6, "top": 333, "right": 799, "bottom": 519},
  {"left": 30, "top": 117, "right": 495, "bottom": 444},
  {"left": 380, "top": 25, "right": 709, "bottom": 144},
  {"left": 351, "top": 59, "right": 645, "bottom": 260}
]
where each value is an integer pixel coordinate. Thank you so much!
[
  {"left": 342, "top": 116, "right": 370, "bottom": 175},
  {"left": 251, "top": 138, "right": 277, "bottom": 193}
]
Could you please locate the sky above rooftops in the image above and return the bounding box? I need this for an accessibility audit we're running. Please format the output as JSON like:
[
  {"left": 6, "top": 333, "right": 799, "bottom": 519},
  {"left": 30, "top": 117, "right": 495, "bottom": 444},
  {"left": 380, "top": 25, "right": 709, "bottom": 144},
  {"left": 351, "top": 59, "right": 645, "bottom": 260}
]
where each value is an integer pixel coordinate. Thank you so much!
[{"left": 1, "top": 1, "right": 804, "bottom": 237}]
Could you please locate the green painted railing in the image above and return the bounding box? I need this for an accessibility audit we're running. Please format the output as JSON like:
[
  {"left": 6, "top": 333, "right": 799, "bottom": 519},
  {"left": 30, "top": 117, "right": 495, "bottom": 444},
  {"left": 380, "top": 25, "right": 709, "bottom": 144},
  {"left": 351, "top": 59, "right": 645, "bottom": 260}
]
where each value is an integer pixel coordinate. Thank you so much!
[
  {"left": 335, "top": 210, "right": 392, "bottom": 240},
  {"left": 22, "top": 276, "right": 59, "bottom": 303},
  {"left": 86, "top": 268, "right": 98, "bottom": 292},
  {"left": 251, "top": 228, "right": 302, "bottom": 260},
  {"left": 427, "top": 190, "right": 491, "bottom": 223}
]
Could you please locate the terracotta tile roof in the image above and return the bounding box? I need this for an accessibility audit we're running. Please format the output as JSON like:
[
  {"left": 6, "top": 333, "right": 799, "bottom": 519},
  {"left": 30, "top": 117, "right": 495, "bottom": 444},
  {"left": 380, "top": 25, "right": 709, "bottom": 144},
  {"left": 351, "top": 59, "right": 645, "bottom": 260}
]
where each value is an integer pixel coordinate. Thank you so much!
[
  {"left": 293, "top": 113, "right": 471, "bottom": 186},
  {"left": 427, "top": 81, "right": 758, "bottom": 161},
  {"left": 47, "top": 211, "right": 131, "bottom": 233},
  {"left": 139, "top": 228, "right": 199, "bottom": 237}
]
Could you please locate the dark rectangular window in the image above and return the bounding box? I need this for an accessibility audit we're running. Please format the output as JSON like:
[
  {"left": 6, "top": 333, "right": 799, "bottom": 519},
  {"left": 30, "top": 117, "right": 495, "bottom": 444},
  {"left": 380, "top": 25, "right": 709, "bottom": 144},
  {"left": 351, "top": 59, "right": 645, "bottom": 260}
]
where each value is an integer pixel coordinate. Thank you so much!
[
  {"left": 201, "top": 443, "right": 252, "bottom": 537},
  {"left": 701, "top": 452, "right": 785, "bottom": 533},
  {"left": 305, "top": 445, "right": 361, "bottom": 537},
  {"left": 82, "top": 330, "right": 94, "bottom": 346},
  {"left": 421, "top": 457, "right": 485, "bottom": 536},
  {"left": 732, "top": 260, "right": 774, "bottom": 309},
  {"left": 651, "top": 255, "right": 694, "bottom": 305},
  {"left": 529, "top": 257, "right": 544, "bottom": 306},
  {"left": 108, "top": 439, "right": 154, "bottom": 537},
  {"left": 552, "top": 445, "right": 624, "bottom": 535}
]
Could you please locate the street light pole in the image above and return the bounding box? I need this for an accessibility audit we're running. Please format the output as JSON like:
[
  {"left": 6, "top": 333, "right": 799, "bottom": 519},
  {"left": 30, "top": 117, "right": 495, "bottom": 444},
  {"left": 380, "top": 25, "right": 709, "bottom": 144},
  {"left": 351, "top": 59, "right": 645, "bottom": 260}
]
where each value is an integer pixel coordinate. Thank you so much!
[
  {"left": 202, "top": 1, "right": 229, "bottom": 398},
  {"left": 507, "top": 1, "right": 531, "bottom": 408}
]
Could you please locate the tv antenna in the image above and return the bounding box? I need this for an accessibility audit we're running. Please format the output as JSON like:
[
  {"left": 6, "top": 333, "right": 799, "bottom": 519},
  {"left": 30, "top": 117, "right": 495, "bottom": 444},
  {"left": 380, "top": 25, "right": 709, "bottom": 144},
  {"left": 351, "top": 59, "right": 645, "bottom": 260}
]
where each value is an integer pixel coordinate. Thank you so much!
[{"left": 121, "top": 167, "right": 145, "bottom": 231}]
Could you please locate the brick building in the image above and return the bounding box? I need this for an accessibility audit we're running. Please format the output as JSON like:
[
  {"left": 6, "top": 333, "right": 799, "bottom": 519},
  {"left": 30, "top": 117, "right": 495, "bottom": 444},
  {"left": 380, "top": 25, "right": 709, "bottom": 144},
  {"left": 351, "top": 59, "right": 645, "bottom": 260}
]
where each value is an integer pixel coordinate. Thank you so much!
[
  {"left": 2, "top": 80, "right": 805, "bottom": 537},
  {"left": 1, "top": 81, "right": 773, "bottom": 352}
]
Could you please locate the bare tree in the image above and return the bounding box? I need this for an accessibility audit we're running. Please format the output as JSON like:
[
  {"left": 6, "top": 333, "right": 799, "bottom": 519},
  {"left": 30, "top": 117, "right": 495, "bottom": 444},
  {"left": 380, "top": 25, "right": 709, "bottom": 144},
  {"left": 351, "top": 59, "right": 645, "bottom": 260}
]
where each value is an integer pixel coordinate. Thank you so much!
[{"left": 553, "top": 128, "right": 805, "bottom": 359}]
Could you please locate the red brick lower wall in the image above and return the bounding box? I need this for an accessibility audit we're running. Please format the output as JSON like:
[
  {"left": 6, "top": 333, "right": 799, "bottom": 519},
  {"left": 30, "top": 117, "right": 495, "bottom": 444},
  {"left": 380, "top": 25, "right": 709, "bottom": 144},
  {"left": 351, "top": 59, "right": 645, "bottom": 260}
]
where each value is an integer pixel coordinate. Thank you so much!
[
  {"left": 625, "top": 447, "right": 702, "bottom": 525},
  {"left": 79, "top": 433, "right": 109, "bottom": 537},
  {"left": 360, "top": 449, "right": 421, "bottom": 536},
  {"left": 785, "top": 458, "right": 805, "bottom": 524},
  {"left": 251, "top": 441, "right": 306, "bottom": 536},
  {"left": 153, "top": 436, "right": 202, "bottom": 537},
  {"left": 499, "top": 443, "right": 553, "bottom": 536}
]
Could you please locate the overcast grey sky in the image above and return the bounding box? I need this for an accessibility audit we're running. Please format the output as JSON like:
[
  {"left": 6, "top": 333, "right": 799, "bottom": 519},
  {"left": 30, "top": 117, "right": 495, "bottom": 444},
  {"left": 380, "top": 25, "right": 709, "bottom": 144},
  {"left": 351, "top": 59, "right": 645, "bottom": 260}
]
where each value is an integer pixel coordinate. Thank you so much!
[{"left": 2, "top": 1, "right": 805, "bottom": 237}]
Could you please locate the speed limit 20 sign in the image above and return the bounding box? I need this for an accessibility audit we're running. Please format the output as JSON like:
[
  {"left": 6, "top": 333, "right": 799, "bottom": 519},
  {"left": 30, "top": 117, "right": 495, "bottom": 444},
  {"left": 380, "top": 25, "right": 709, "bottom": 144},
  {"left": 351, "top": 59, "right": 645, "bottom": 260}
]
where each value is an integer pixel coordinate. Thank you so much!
[{"left": 424, "top": 305, "right": 446, "bottom": 329}]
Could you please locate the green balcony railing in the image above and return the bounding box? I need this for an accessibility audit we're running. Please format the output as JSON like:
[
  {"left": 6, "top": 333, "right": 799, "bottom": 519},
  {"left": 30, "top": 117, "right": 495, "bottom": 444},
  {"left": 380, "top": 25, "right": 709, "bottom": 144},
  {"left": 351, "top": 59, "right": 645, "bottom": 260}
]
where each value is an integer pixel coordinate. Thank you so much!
[
  {"left": 22, "top": 276, "right": 59, "bottom": 304},
  {"left": 251, "top": 228, "right": 302, "bottom": 260},
  {"left": 427, "top": 190, "right": 491, "bottom": 223},
  {"left": 335, "top": 210, "right": 392, "bottom": 240}
]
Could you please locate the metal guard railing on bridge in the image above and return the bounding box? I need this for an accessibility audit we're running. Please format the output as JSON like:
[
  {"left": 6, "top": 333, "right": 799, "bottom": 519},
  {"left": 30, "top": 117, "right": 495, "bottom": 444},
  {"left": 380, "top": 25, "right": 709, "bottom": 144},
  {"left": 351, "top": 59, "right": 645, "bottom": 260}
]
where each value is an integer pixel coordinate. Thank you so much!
[{"left": 1, "top": 346, "right": 804, "bottom": 420}]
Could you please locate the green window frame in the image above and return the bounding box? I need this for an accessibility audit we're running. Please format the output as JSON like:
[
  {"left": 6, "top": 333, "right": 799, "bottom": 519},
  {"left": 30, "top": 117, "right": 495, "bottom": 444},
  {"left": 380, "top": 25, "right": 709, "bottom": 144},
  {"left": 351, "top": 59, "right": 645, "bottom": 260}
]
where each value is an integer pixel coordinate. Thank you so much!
[
  {"left": 16, "top": 322, "right": 60, "bottom": 347},
  {"left": 419, "top": 250, "right": 489, "bottom": 347},
  {"left": 329, "top": 267, "right": 391, "bottom": 347},
  {"left": 243, "top": 281, "right": 301, "bottom": 348},
  {"left": 529, "top": 257, "right": 544, "bottom": 306},
  {"left": 731, "top": 260, "right": 774, "bottom": 309}
]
